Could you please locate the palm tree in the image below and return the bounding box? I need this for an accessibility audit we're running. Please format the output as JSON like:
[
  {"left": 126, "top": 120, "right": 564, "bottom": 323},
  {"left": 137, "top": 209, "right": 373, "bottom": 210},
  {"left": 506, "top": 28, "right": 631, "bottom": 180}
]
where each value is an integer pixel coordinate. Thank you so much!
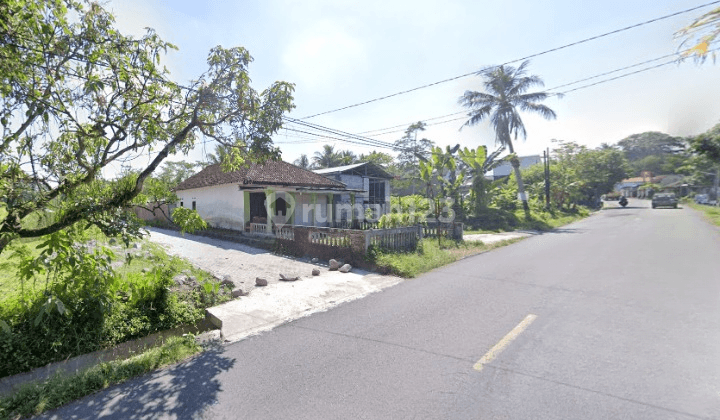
[
  {"left": 312, "top": 144, "right": 342, "bottom": 168},
  {"left": 338, "top": 150, "right": 357, "bottom": 165},
  {"left": 294, "top": 154, "right": 311, "bottom": 169},
  {"left": 205, "top": 144, "right": 232, "bottom": 165},
  {"left": 459, "top": 60, "right": 556, "bottom": 214}
]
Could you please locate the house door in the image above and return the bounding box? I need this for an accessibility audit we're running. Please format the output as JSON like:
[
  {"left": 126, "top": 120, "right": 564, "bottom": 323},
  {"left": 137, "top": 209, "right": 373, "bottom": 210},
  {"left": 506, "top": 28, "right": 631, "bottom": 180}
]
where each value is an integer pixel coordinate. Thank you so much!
[{"left": 249, "top": 192, "right": 267, "bottom": 222}]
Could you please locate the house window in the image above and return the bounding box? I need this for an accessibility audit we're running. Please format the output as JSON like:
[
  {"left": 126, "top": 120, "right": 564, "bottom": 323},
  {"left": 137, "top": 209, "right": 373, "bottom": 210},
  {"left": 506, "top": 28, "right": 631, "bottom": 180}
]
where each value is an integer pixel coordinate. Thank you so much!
[
  {"left": 180, "top": 201, "right": 184, "bottom": 207},
  {"left": 368, "top": 179, "right": 385, "bottom": 204},
  {"left": 192, "top": 201, "right": 196, "bottom": 210}
]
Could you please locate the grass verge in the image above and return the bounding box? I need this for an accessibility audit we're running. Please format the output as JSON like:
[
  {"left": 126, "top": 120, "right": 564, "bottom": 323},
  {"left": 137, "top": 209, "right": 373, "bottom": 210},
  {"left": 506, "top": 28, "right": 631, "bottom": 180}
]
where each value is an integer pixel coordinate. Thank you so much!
[
  {"left": 0, "top": 335, "right": 202, "bottom": 420},
  {"left": 464, "top": 206, "right": 590, "bottom": 233},
  {"left": 687, "top": 202, "right": 720, "bottom": 227},
  {"left": 373, "top": 237, "right": 524, "bottom": 278}
]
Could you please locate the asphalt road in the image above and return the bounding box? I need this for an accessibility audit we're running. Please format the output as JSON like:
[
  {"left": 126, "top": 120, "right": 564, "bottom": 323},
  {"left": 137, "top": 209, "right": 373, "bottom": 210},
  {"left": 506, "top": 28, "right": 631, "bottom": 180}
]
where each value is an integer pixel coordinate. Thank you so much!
[{"left": 40, "top": 199, "right": 720, "bottom": 419}]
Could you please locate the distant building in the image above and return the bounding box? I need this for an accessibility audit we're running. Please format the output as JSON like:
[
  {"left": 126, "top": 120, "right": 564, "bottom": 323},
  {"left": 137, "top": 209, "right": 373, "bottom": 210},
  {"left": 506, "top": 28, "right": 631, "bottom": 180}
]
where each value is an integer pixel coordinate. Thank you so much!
[
  {"left": 314, "top": 162, "right": 393, "bottom": 219},
  {"left": 492, "top": 155, "right": 542, "bottom": 180}
]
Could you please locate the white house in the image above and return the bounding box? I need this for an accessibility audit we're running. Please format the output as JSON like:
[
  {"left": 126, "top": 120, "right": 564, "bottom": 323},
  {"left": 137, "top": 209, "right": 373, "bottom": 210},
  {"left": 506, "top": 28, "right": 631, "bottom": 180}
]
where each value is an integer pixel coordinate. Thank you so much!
[{"left": 174, "top": 161, "right": 363, "bottom": 232}]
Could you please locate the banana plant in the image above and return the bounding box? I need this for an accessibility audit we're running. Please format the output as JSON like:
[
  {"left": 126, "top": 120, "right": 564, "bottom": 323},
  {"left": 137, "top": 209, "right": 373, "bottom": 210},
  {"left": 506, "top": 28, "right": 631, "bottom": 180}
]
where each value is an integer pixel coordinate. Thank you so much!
[{"left": 458, "top": 145, "right": 507, "bottom": 213}]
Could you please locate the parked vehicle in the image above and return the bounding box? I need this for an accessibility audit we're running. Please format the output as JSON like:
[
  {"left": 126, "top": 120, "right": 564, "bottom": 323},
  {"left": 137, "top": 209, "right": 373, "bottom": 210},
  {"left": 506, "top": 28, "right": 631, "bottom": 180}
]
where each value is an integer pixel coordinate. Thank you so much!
[
  {"left": 652, "top": 193, "right": 678, "bottom": 209},
  {"left": 695, "top": 194, "right": 709, "bottom": 204}
]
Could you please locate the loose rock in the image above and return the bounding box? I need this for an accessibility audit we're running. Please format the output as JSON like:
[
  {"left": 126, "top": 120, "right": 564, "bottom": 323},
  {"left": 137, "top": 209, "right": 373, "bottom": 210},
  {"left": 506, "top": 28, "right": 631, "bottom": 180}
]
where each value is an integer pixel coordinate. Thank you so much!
[
  {"left": 329, "top": 259, "right": 341, "bottom": 270},
  {"left": 220, "top": 275, "right": 235, "bottom": 288},
  {"left": 232, "top": 288, "right": 245, "bottom": 298},
  {"left": 339, "top": 264, "right": 352, "bottom": 273},
  {"left": 311, "top": 258, "right": 319, "bottom": 263},
  {"left": 312, "top": 268, "right": 320, "bottom": 276},
  {"left": 255, "top": 277, "right": 268, "bottom": 286},
  {"left": 279, "top": 273, "right": 299, "bottom": 282}
]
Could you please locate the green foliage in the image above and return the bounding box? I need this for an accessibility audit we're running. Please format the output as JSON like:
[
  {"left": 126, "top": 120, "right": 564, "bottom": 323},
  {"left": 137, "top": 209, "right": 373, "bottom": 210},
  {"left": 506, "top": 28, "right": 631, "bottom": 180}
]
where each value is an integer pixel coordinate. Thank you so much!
[
  {"left": 0, "top": 335, "right": 201, "bottom": 419},
  {"left": 0, "top": 233, "right": 224, "bottom": 378},
  {"left": 358, "top": 150, "right": 395, "bottom": 167},
  {"left": 517, "top": 140, "right": 628, "bottom": 209},
  {"left": 491, "top": 184, "right": 519, "bottom": 211},
  {"left": 689, "top": 202, "right": 720, "bottom": 227},
  {"left": 390, "top": 195, "right": 430, "bottom": 213},
  {"left": 0, "top": 0, "right": 294, "bottom": 255},
  {"left": 153, "top": 161, "right": 200, "bottom": 189},
  {"left": 692, "top": 122, "right": 720, "bottom": 162},
  {"left": 458, "top": 145, "right": 506, "bottom": 213},
  {"left": 378, "top": 212, "right": 426, "bottom": 228},
  {"left": 293, "top": 154, "right": 311, "bottom": 169},
  {"left": 394, "top": 122, "right": 435, "bottom": 169},
  {"left": 617, "top": 132, "right": 686, "bottom": 162},
  {"left": 312, "top": 145, "right": 343, "bottom": 169},
  {"left": 373, "top": 238, "right": 519, "bottom": 278},
  {"left": 459, "top": 60, "right": 556, "bottom": 212},
  {"left": 171, "top": 207, "right": 208, "bottom": 234}
]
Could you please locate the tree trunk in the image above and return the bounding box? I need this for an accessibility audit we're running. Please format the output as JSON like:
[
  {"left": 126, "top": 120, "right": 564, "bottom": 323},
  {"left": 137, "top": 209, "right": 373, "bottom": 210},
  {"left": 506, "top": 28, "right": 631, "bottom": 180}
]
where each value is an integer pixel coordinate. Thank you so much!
[
  {"left": 0, "top": 235, "right": 10, "bottom": 257},
  {"left": 506, "top": 138, "right": 530, "bottom": 216}
]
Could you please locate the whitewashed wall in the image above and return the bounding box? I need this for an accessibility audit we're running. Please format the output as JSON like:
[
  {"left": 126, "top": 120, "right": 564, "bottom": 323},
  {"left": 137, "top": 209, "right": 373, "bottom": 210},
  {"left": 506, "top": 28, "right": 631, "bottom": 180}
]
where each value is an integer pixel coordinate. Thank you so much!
[
  {"left": 177, "top": 184, "right": 244, "bottom": 230},
  {"left": 293, "top": 192, "right": 330, "bottom": 226}
]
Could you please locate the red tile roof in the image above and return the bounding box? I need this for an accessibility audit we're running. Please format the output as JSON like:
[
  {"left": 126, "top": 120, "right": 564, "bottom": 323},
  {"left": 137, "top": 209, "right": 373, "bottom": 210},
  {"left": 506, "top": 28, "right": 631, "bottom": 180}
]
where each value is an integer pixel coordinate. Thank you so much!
[{"left": 175, "top": 161, "right": 346, "bottom": 191}]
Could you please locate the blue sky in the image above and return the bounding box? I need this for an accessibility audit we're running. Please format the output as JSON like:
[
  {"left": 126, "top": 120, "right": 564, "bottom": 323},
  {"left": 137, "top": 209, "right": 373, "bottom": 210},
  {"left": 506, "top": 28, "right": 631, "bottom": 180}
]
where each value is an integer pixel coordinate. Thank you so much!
[{"left": 109, "top": 0, "right": 720, "bottom": 167}]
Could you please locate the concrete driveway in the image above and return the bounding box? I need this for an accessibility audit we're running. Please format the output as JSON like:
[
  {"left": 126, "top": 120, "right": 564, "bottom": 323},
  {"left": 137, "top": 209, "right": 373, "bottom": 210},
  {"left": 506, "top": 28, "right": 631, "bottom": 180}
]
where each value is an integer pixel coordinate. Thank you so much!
[{"left": 147, "top": 227, "right": 402, "bottom": 342}]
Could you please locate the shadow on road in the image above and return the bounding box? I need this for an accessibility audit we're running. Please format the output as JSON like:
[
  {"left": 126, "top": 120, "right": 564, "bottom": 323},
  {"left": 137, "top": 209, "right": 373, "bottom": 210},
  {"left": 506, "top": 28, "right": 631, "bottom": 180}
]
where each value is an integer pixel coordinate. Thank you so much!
[
  {"left": 41, "top": 346, "right": 236, "bottom": 420},
  {"left": 543, "top": 227, "right": 587, "bottom": 234},
  {"left": 601, "top": 206, "right": 647, "bottom": 210}
]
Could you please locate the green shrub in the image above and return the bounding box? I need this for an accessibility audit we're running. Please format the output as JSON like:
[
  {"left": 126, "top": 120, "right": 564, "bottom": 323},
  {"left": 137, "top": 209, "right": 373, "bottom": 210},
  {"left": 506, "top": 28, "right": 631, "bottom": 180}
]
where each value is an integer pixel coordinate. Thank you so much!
[
  {"left": 0, "top": 238, "right": 221, "bottom": 378},
  {"left": 466, "top": 208, "right": 520, "bottom": 231}
]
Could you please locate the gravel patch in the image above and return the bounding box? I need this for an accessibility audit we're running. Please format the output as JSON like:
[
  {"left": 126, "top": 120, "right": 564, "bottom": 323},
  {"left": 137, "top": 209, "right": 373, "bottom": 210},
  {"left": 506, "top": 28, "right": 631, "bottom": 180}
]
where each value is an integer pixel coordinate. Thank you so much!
[{"left": 147, "top": 227, "right": 352, "bottom": 293}]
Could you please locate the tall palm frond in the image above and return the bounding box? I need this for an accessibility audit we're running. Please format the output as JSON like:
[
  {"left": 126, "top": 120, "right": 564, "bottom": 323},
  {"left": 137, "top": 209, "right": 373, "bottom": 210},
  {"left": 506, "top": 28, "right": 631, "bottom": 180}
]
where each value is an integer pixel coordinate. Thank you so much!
[{"left": 458, "top": 60, "right": 556, "bottom": 214}]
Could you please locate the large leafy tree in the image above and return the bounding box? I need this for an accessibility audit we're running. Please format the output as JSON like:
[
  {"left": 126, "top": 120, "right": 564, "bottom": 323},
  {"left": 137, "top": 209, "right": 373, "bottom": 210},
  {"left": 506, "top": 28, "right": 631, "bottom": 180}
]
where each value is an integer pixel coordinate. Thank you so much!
[
  {"left": 358, "top": 150, "right": 395, "bottom": 166},
  {"left": 617, "top": 132, "right": 686, "bottom": 176},
  {"left": 692, "top": 122, "right": 720, "bottom": 161},
  {"left": 0, "top": 0, "right": 295, "bottom": 254},
  {"left": 154, "top": 161, "right": 200, "bottom": 188},
  {"left": 393, "top": 122, "right": 435, "bottom": 196},
  {"left": 617, "top": 131, "right": 685, "bottom": 159},
  {"left": 459, "top": 60, "right": 556, "bottom": 215},
  {"left": 393, "top": 122, "right": 435, "bottom": 167}
]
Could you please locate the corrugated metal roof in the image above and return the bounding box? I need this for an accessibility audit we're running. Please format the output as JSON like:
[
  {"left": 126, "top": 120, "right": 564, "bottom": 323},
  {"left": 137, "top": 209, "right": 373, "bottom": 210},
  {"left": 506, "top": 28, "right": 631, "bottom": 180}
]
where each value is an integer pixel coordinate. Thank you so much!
[
  {"left": 313, "top": 163, "right": 367, "bottom": 174},
  {"left": 313, "top": 162, "right": 392, "bottom": 178}
]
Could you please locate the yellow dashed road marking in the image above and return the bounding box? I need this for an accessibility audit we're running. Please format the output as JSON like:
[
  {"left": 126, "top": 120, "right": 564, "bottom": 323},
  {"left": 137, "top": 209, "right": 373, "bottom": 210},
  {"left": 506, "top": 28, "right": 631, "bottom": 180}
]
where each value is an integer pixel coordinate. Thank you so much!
[{"left": 474, "top": 314, "right": 537, "bottom": 372}]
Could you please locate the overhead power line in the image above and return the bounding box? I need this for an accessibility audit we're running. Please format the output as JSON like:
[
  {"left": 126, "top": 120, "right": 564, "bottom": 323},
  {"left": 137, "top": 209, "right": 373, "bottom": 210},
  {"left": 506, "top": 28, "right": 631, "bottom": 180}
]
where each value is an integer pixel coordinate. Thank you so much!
[
  {"left": 299, "top": 0, "right": 720, "bottom": 120},
  {"left": 336, "top": 47, "right": 710, "bottom": 139}
]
